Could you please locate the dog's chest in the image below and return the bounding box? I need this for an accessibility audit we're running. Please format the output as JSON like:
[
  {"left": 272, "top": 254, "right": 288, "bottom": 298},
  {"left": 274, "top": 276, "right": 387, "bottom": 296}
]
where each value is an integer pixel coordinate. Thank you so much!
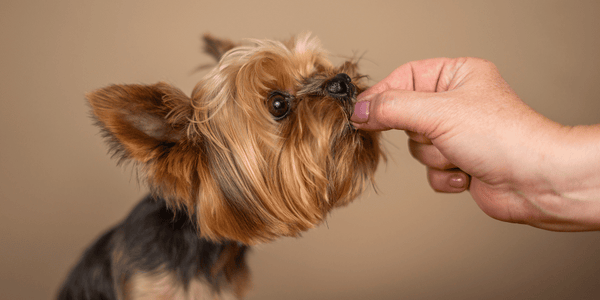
[{"left": 125, "top": 272, "right": 236, "bottom": 300}]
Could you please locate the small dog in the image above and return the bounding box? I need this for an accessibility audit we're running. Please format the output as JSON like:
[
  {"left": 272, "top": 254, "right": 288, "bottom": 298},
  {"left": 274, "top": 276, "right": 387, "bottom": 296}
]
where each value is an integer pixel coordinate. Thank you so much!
[{"left": 58, "top": 33, "right": 383, "bottom": 300}]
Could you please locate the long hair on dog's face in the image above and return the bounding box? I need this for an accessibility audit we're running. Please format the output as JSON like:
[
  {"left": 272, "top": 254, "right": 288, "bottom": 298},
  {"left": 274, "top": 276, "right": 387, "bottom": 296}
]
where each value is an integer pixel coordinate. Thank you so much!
[{"left": 88, "top": 33, "right": 382, "bottom": 244}]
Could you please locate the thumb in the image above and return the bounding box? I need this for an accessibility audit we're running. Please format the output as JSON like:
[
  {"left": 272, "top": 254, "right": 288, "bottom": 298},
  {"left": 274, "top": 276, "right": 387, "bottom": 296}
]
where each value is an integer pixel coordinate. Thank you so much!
[{"left": 350, "top": 89, "right": 446, "bottom": 134}]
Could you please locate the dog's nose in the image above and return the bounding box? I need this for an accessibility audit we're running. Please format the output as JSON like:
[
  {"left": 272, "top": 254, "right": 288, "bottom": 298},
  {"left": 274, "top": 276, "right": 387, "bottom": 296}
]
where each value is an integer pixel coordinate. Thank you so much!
[{"left": 326, "top": 73, "right": 353, "bottom": 97}]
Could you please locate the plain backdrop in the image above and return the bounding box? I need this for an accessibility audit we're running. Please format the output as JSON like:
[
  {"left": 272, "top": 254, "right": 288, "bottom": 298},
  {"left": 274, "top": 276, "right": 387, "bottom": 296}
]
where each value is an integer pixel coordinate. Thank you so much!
[{"left": 1, "top": 1, "right": 600, "bottom": 299}]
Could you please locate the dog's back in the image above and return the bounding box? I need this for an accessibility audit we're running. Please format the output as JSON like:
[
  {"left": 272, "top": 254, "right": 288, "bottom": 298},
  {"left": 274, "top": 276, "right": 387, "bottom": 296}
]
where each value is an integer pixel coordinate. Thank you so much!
[{"left": 57, "top": 227, "right": 117, "bottom": 300}]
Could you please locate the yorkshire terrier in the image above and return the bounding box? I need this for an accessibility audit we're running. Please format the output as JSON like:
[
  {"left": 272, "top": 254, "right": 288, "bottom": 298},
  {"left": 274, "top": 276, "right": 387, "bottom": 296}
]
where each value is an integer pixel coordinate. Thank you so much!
[{"left": 58, "top": 33, "right": 383, "bottom": 300}]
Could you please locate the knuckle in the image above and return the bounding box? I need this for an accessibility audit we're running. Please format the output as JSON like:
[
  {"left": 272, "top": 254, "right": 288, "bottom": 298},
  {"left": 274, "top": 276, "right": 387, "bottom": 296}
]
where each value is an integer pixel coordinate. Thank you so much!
[
  {"left": 469, "top": 57, "right": 499, "bottom": 73},
  {"left": 374, "top": 90, "right": 396, "bottom": 122}
]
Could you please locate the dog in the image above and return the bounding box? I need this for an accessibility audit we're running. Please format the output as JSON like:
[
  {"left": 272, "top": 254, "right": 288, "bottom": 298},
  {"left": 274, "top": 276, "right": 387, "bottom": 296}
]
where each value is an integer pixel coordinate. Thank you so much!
[{"left": 57, "top": 33, "right": 383, "bottom": 300}]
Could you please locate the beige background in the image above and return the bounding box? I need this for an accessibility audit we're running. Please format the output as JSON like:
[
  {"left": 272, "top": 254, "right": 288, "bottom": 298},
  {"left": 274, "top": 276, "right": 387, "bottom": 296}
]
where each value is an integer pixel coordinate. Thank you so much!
[{"left": 2, "top": 1, "right": 600, "bottom": 299}]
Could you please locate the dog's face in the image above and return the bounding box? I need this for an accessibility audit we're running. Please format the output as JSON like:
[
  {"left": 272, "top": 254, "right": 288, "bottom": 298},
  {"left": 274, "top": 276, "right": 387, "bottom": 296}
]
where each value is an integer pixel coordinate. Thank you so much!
[{"left": 88, "top": 33, "right": 382, "bottom": 244}]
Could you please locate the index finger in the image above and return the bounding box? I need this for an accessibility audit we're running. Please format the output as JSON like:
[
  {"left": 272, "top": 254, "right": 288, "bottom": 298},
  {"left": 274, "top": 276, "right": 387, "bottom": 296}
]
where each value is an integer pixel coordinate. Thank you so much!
[{"left": 359, "top": 57, "right": 455, "bottom": 99}]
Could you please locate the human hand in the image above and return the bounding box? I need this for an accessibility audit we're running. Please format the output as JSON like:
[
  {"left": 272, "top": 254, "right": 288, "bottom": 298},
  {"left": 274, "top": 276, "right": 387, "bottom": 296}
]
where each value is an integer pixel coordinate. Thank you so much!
[{"left": 351, "top": 58, "right": 600, "bottom": 231}]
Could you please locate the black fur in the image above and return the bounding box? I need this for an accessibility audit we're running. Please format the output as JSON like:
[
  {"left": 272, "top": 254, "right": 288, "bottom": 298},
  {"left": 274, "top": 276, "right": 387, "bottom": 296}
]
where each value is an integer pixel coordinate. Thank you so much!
[
  {"left": 57, "top": 228, "right": 117, "bottom": 300},
  {"left": 57, "top": 196, "right": 249, "bottom": 300}
]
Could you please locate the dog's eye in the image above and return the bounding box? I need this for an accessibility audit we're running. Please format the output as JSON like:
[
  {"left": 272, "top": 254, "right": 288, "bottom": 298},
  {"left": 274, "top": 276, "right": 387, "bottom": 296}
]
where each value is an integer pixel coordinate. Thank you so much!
[{"left": 268, "top": 93, "right": 291, "bottom": 120}]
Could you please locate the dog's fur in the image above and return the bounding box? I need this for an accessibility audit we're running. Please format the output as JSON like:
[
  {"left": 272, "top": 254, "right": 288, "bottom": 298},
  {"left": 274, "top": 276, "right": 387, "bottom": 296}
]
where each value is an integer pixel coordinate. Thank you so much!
[{"left": 58, "top": 33, "right": 383, "bottom": 299}]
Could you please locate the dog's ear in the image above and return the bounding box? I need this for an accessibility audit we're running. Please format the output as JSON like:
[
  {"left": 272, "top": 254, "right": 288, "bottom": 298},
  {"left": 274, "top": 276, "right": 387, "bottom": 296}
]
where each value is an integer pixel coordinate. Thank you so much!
[
  {"left": 87, "top": 82, "right": 200, "bottom": 201},
  {"left": 87, "top": 81, "right": 199, "bottom": 160},
  {"left": 203, "top": 33, "right": 238, "bottom": 61}
]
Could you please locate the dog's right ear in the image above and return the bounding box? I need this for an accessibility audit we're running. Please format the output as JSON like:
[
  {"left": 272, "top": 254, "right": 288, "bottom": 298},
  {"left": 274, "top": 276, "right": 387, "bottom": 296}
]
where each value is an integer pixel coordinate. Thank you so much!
[
  {"left": 87, "top": 82, "right": 200, "bottom": 201},
  {"left": 87, "top": 82, "right": 194, "bottom": 163},
  {"left": 202, "top": 33, "right": 239, "bottom": 61}
]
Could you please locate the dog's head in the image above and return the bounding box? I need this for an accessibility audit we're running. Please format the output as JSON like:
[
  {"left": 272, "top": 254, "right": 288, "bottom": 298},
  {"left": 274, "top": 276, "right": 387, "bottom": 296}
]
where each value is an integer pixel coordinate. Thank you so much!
[{"left": 88, "top": 33, "right": 383, "bottom": 244}]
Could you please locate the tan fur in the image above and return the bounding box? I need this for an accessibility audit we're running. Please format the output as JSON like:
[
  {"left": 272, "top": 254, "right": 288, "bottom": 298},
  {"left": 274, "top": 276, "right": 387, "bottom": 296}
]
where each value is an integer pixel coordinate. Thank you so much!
[
  {"left": 87, "top": 33, "right": 383, "bottom": 246},
  {"left": 125, "top": 270, "right": 236, "bottom": 300}
]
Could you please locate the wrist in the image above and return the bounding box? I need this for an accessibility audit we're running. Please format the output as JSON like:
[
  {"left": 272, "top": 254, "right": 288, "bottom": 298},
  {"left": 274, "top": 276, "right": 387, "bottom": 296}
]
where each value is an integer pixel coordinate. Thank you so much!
[
  {"left": 548, "top": 124, "right": 600, "bottom": 195},
  {"left": 523, "top": 124, "right": 600, "bottom": 230}
]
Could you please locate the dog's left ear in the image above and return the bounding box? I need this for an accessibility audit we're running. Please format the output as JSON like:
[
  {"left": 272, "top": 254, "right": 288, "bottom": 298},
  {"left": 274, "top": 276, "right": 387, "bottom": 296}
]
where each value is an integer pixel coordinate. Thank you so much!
[{"left": 203, "top": 33, "right": 238, "bottom": 61}]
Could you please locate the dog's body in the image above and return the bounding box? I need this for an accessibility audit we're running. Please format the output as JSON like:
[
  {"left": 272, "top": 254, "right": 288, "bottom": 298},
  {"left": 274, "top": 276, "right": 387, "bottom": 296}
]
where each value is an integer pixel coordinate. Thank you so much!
[
  {"left": 58, "top": 196, "right": 248, "bottom": 299},
  {"left": 58, "top": 33, "right": 382, "bottom": 299}
]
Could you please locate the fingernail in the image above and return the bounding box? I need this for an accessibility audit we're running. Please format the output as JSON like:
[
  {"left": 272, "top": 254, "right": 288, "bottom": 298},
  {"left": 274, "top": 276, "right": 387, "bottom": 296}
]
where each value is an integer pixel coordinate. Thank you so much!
[
  {"left": 448, "top": 174, "right": 466, "bottom": 189},
  {"left": 351, "top": 101, "right": 370, "bottom": 123}
]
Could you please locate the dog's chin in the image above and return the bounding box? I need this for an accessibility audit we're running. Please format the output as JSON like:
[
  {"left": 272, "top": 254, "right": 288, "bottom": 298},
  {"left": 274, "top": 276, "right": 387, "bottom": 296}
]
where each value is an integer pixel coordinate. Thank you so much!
[
  {"left": 347, "top": 122, "right": 358, "bottom": 132},
  {"left": 344, "top": 108, "right": 361, "bottom": 132}
]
